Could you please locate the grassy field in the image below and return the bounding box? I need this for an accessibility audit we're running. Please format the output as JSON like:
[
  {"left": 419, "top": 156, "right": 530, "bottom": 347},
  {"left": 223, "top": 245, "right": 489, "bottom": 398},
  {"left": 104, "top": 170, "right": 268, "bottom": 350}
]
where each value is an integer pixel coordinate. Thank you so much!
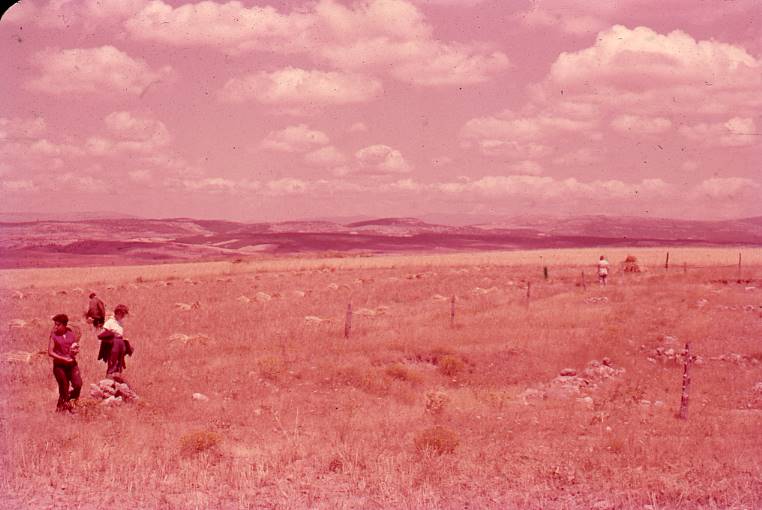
[{"left": 1, "top": 248, "right": 761, "bottom": 509}]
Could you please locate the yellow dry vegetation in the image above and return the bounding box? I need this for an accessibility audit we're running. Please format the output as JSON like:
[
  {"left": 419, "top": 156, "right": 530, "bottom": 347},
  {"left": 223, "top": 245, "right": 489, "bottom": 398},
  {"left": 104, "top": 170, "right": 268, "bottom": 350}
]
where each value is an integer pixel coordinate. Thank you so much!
[{"left": 0, "top": 248, "right": 760, "bottom": 509}]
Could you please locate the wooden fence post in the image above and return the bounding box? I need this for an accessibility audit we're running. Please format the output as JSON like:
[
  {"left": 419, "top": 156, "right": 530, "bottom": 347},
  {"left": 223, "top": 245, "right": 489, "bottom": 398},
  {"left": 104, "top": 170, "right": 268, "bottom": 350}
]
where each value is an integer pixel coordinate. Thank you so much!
[
  {"left": 581, "top": 271, "right": 586, "bottom": 290},
  {"left": 678, "top": 342, "right": 692, "bottom": 420},
  {"left": 738, "top": 252, "right": 742, "bottom": 279},
  {"left": 344, "top": 302, "right": 352, "bottom": 339},
  {"left": 526, "top": 281, "right": 531, "bottom": 307},
  {"left": 450, "top": 295, "right": 456, "bottom": 328},
  {"left": 543, "top": 266, "right": 548, "bottom": 280},
  {"left": 665, "top": 251, "right": 670, "bottom": 271}
]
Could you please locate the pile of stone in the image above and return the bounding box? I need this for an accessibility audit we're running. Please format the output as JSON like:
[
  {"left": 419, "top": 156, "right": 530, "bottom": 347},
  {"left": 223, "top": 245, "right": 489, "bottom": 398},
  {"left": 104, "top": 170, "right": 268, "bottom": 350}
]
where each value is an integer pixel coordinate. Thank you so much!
[
  {"left": 521, "top": 358, "right": 625, "bottom": 402},
  {"left": 717, "top": 304, "right": 759, "bottom": 312},
  {"left": 709, "top": 353, "right": 760, "bottom": 366},
  {"left": 585, "top": 296, "right": 609, "bottom": 305},
  {"left": 645, "top": 336, "right": 704, "bottom": 365},
  {"left": 90, "top": 378, "right": 138, "bottom": 405}
]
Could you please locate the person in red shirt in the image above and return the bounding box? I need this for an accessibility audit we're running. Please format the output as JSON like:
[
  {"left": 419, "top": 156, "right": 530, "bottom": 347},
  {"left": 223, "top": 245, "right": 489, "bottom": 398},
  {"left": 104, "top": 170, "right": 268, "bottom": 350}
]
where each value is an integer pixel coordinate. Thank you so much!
[{"left": 48, "top": 314, "right": 82, "bottom": 413}]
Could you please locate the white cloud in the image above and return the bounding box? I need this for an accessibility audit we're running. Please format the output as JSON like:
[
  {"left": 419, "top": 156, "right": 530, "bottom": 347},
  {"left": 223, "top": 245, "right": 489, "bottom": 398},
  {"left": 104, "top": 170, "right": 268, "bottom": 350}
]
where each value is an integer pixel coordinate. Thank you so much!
[
  {"left": 505, "top": 160, "right": 543, "bottom": 175},
  {"left": 355, "top": 144, "right": 412, "bottom": 174},
  {"left": 679, "top": 117, "right": 759, "bottom": 147},
  {"left": 219, "top": 67, "right": 382, "bottom": 105},
  {"left": 0, "top": 117, "right": 47, "bottom": 140},
  {"left": 304, "top": 145, "right": 347, "bottom": 166},
  {"left": 28, "top": 46, "right": 172, "bottom": 96},
  {"left": 267, "top": 178, "right": 308, "bottom": 194},
  {"left": 611, "top": 115, "right": 672, "bottom": 134},
  {"left": 260, "top": 124, "right": 330, "bottom": 153},
  {"left": 125, "top": 0, "right": 507, "bottom": 87},
  {"left": 690, "top": 177, "right": 759, "bottom": 200}
]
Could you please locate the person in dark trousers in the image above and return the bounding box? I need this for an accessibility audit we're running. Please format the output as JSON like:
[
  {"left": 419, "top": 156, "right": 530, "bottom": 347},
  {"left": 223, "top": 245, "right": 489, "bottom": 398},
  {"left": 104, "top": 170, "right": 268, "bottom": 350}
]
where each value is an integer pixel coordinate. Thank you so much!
[
  {"left": 98, "top": 304, "right": 133, "bottom": 381},
  {"left": 48, "top": 314, "right": 82, "bottom": 413},
  {"left": 85, "top": 292, "right": 106, "bottom": 330}
]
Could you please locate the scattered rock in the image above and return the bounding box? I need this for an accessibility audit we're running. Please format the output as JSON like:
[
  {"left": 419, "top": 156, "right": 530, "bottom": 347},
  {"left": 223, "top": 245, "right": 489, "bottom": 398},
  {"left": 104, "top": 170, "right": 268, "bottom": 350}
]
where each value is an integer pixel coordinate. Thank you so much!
[
  {"left": 168, "top": 333, "right": 212, "bottom": 345},
  {"left": 292, "top": 290, "right": 306, "bottom": 298},
  {"left": 696, "top": 298, "right": 708, "bottom": 308},
  {"left": 585, "top": 296, "right": 609, "bottom": 305},
  {"left": 192, "top": 392, "right": 209, "bottom": 401},
  {"left": 432, "top": 294, "right": 449, "bottom": 302},
  {"left": 559, "top": 368, "right": 577, "bottom": 377},
  {"left": 237, "top": 295, "right": 251, "bottom": 303},
  {"left": 12, "top": 291, "right": 24, "bottom": 299},
  {"left": 8, "top": 319, "right": 27, "bottom": 329},
  {"left": 1, "top": 350, "right": 45, "bottom": 363},
  {"left": 90, "top": 378, "right": 138, "bottom": 403},
  {"left": 472, "top": 287, "right": 498, "bottom": 295},
  {"left": 327, "top": 283, "right": 339, "bottom": 290},
  {"left": 255, "top": 292, "right": 272, "bottom": 302},
  {"left": 304, "top": 316, "right": 331, "bottom": 324}
]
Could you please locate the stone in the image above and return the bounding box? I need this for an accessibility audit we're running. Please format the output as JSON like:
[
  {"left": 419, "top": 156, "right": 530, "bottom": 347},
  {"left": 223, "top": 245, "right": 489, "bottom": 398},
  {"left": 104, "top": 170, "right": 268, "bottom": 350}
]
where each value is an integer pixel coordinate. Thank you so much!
[
  {"left": 559, "top": 368, "right": 577, "bottom": 377},
  {"left": 192, "top": 393, "right": 209, "bottom": 401}
]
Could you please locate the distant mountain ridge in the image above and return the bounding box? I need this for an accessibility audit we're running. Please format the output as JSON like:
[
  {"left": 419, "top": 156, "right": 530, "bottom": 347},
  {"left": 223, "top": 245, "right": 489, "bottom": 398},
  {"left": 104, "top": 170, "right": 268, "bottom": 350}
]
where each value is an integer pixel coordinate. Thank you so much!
[{"left": 1, "top": 214, "right": 760, "bottom": 268}]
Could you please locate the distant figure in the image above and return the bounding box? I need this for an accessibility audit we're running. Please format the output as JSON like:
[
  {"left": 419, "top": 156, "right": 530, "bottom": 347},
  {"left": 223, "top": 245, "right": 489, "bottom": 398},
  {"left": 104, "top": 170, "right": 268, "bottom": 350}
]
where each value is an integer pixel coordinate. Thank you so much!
[
  {"left": 98, "top": 304, "right": 133, "bottom": 381},
  {"left": 85, "top": 292, "right": 106, "bottom": 330},
  {"left": 597, "top": 255, "right": 610, "bottom": 286},
  {"left": 48, "top": 314, "right": 82, "bottom": 413}
]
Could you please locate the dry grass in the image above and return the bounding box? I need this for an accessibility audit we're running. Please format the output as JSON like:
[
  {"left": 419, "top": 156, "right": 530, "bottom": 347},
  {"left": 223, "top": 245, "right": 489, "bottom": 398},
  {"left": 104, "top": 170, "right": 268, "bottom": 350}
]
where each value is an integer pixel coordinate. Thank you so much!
[{"left": 0, "top": 248, "right": 761, "bottom": 509}]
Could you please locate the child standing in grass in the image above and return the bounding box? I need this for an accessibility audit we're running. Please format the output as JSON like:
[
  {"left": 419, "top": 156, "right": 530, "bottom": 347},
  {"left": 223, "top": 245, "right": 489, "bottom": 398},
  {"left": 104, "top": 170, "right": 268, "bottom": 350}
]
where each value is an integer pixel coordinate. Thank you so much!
[
  {"left": 597, "top": 255, "right": 610, "bottom": 286},
  {"left": 48, "top": 314, "right": 82, "bottom": 413}
]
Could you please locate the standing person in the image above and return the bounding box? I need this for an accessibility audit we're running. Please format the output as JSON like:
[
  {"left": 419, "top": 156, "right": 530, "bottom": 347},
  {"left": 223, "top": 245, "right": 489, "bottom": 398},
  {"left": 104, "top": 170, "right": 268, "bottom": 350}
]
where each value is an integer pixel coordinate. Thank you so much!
[
  {"left": 85, "top": 292, "right": 106, "bottom": 331},
  {"left": 48, "top": 314, "right": 82, "bottom": 413},
  {"left": 597, "top": 255, "right": 610, "bottom": 286},
  {"left": 98, "top": 304, "right": 132, "bottom": 381}
]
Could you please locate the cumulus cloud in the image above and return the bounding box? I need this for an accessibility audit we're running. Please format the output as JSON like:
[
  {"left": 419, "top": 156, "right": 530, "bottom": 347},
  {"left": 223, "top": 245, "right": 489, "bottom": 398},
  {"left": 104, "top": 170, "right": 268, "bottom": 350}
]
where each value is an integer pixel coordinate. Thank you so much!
[
  {"left": 219, "top": 68, "right": 382, "bottom": 105},
  {"left": 260, "top": 124, "right": 330, "bottom": 152},
  {"left": 27, "top": 46, "right": 172, "bottom": 96},
  {"left": 460, "top": 110, "right": 594, "bottom": 157},
  {"left": 355, "top": 144, "right": 412, "bottom": 174},
  {"left": 304, "top": 145, "right": 347, "bottom": 166},
  {"left": 268, "top": 178, "right": 308, "bottom": 194},
  {"left": 0, "top": 117, "right": 47, "bottom": 140},
  {"left": 690, "top": 177, "right": 759, "bottom": 201},
  {"left": 505, "top": 160, "right": 543, "bottom": 175},
  {"left": 85, "top": 111, "right": 171, "bottom": 155},
  {"left": 611, "top": 114, "right": 672, "bottom": 134},
  {"left": 679, "top": 117, "right": 760, "bottom": 147},
  {"left": 126, "top": 0, "right": 310, "bottom": 52},
  {"left": 124, "top": 0, "right": 507, "bottom": 87},
  {"left": 546, "top": 25, "right": 762, "bottom": 115}
]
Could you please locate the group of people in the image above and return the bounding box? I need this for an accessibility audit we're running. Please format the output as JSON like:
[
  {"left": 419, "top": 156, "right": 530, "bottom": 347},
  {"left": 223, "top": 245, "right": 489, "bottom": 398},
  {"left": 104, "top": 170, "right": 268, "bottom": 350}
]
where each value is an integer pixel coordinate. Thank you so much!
[{"left": 48, "top": 292, "right": 132, "bottom": 413}]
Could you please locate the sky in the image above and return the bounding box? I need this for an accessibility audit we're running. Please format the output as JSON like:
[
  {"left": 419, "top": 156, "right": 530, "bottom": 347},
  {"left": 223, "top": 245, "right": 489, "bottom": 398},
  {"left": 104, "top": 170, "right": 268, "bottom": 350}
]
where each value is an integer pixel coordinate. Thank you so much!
[{"left": 1, "top": 0, "right": 761, "bottom": 222}]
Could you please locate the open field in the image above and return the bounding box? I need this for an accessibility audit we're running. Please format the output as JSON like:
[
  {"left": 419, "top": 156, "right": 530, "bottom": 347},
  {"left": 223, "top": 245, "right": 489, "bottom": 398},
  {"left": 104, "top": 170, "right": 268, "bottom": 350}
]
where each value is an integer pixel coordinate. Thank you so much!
[{"left": 1, "top": 248, "right": 761, "bottom": 509}]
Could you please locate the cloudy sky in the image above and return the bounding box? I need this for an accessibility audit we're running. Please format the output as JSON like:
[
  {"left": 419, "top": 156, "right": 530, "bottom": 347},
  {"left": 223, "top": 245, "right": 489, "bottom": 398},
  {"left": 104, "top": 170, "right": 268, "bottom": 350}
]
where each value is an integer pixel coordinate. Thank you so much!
[{"left": 1, "top": 0, "right": 760, "bottom": 221}]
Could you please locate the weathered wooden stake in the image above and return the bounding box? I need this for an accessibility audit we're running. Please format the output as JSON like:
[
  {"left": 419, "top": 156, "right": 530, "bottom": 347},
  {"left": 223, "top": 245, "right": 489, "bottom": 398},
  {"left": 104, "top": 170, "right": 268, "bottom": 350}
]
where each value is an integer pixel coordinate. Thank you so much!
[
  {"left": 665, "top": 251, "right": 670, "bottom": 271},
  {"left": 526, "top": 281, "right": 531, "bottom": 306},
  {"left": 678, "top": 342, "right": 692, "bottom": 420},
  {"left": 344, "top": 302, "right": 352, "bottom": 339},
  {"left": 543, "top": 266, "right": 549, "bottom": 280},
  {"left": 450, "top": 295, "right": 456, "bottom": 328},
  {"left": 581, "top": 271, "right": 586, "bottom": 290},
  {"left": 738, "top": 252, "right": 742, "bottom": 279}
]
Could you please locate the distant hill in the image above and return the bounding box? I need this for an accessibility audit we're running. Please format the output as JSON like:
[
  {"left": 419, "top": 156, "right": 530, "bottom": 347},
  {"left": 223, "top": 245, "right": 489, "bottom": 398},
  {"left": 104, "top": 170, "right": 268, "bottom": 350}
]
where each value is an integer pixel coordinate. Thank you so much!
[
  {"left": 0, "top": 211, "right": 140, "bottom": 222},
  {"left": 1, "top": 214, "right": 760, "bottom": 268}
]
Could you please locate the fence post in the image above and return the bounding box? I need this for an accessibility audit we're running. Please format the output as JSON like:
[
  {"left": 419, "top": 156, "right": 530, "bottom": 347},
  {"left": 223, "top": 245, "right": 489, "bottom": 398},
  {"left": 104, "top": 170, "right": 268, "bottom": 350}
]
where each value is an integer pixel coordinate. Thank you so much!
[
  {"left": 665, "top": 251, "right": 670, "bottom": 271},
  {"left": 543, "top": 266, "right": 548, "bottom": 280},
  {"left": 678, "top": 342, "right": 692, "bottom": 420},
  {"left": 738, "top": 252, "right": 742, "bottom": 279},
  {"left": 581, "top": 271, "right": 586, "bottom": 290},
  {"left": 526, "top": 281, "right": 531, "bottom": 306},
  {"left": 683, "top": 262, "right": 687, "bottom": 274},
  {"left": 344, "top": 302, "right": 352, "bottom": 339},
  {"left": 450, "top": 295, "right": 456, "bottom": 328}
]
